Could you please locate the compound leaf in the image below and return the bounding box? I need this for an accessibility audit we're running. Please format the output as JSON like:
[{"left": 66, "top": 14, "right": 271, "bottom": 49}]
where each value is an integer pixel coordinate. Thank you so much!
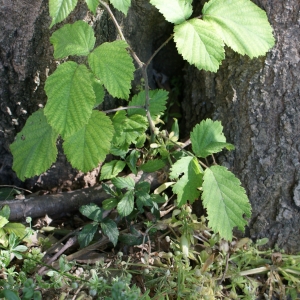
[
  {"left": 150, "top": 0, "right": 192, "bottom": 25},
  {"left": 10, "top": 110, "right": 58, "bottom": 181},
  {"left": 49, "top": 0, "right": 78, "bottom": 28},
  {"left": 44, "top": 62, "right": 95, "bottom": 138},
  {"left": 101, "top": 218, "right": 119, "bottom": 246},
  {"left": 191, "top": 119, "right": 234, "bottom": 158},
  {"left": 128, "top": 89, "right": 169, "bottom": 119},
  {"left": 202, "top": 165, "right": 251, "bottom": 240},
  {"left": 88, "top": 41, "right": 135, "bottom": 100},
  {"left": 170, "top": 156, "right": 203, "bottom": 207},
  {"left": 112, "top": 111, "right": 148, "bottom": 147},
  {"left": 63, "top": 111, "right": 114, "bottom": 172},
  {"left": 50, "top": 21, "right": 95, "bottom": 58},
  {"left": 203, "top": 0, "right": 275, "bottom": 58},
  {"left": 100, "top": 160, "right": 127, "bottom": 180},
  {"left": 174, "top": 19, "right": 225, "bottom": 72},
  {"left": 109, "top": 0, "right": 131, "bottom": 15},
  {"left": 85, "top": 0, "right": 99, "bottom": 13},
  {"left": 117, "top": 190, "right": 135, "bottom": 217}
]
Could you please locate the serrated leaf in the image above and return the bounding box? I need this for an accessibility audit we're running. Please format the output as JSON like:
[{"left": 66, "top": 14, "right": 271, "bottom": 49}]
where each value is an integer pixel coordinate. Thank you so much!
[
  {"left": 102, "top": 198, "right": 118, "bottom": 210},
  {"left": 50, "top": 21, "right": 95, "bottom": 59},
  {"left": 78, "top": 223, "right": 98, "bottom": 248},
  {"left": 174, "top": 19, "right": 225, "bottom": 72},
  {"left": 119, "top": 232, "right": 144, "bottom": 246},
  {"left": 63, "top": 111, "right": 114, "bottom": 172},
  {"left": 128, "top": 89, "right": 169, "bottom": 119},
  {"left": 79, "top": 203, "right": 103, "bottom": 222},
  {"left": 139, "top": 159, "right": 166, "bottom": 173},
  {"left": 202, "top": 165, "right": 251, "bottom": 241},
  {"left": 191, "top": 119, "right": 228, "bottom": 158},
  {"left": 100, "top": 160, "right": 126, "bottom": 180},
  {"left": 85, "top": 0, "right": 99, "bottom": 13},
  {"left": 0, "top": 216, "right": 9, "bottom": 228},
  {"left": 125, "top": 150, "right": 140, "bottom": 175},
  {"left": 88, "top": 41, "right": 135, "bottom": 100},
  {"left": 117, "top": 190, "right": 134, "bottom": 217},
  {"left": 49, "top": 0, "right": 78, "bottom": 28},
  {"left": 136, "top": 182, "right": 152, "bottom": 211},
  {"left": 203, "top": 0, "right": 275, "bottom": 58},
  {"left": 101, "top": 218, "right": 119, "bottom": 246},
  {"left": 44, "top": 62, "right": 95, "bottom": 138},
  {"left": 112, "top": 111, "right": 148, "bottom": 147},
  {"left": 92, "top": 78, "right": 105, "bottom": 107},
  {"left": 150, "top": 0, "right": 192, "bottom": 25},
  {"left": 112, "top": 176, "right": 135, "bottom": 190},
  {"left": 102, "top": 183, "right": 116, "bottom": 197},
  {"left": 4, "top": 222, "right": 26, "bottom": 239},
  {"left": 0, "top": 205, "right": 10, "bottom": 219},
  {"left": 170, "top": 156, "right": 203, "bottom": 207},
  {"left": 109, "top": 0, "right": 131, "bottom": 15},
  {"left": 10, "top": 110, "right": 58, "bottom": 181}
]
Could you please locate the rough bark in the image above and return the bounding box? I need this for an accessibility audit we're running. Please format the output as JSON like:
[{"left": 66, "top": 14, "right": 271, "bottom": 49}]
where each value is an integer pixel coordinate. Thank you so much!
[
  {"left": 0, "top": 0, "right": 181, "bottom": 190},
  {"left": 183, "top": 1, "right": 300, "bottom": 252}
]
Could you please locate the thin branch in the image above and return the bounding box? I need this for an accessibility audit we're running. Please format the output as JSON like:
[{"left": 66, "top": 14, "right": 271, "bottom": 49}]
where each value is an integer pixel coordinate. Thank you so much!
[
  {"left": 0, "top": 185, "right": 32, "bottom": 194},
  {"left": 103, "top": 105, "right": 144, "bottom": 114},
  {"left": 99, "top": 0, "right": 143, "bottom": 68},
  {"left": 146, "top": 34, "right": 174, "bottom": 66}
]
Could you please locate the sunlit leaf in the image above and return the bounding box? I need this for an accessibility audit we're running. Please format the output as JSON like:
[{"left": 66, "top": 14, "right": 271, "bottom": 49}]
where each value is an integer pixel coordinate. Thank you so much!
[{"left": 49, "top": 0, "right": 78, "bottom": 28}]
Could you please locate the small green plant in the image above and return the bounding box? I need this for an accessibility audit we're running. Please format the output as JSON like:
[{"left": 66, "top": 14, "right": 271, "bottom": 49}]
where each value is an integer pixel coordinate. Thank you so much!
[{"left": 10, "top": 0, "right": 275, "bottom": 252}]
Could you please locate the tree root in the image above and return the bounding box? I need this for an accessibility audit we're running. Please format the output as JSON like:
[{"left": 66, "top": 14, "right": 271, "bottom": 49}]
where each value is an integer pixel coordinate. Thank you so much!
[{"left": 1, "top": 171, "right": 163, "bottom": 221}]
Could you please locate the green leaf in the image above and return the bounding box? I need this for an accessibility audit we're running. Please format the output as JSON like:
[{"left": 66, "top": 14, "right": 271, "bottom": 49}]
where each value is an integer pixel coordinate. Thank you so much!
[
  {"left": 112, "top": 111, "right": 148, "bottom": 147},
  {"left": 101, "top": 218, "right": 119, "bottom": 247},
  {"left": 125, "top": 150, "right": 140, "bottom": 175},
  {"left": 117, "top": 190, "right": 134, "bottom": 217},
  {"left": 4, "top": 222, "right": 26, "bottom": 239},
  {"left": 109, "top": 0, "right": 131, "bottom": 15},
  {"left": 44, "top": 62, "right": 95, "bottom": 138},
  {"left": 128, "top": 89, "right": 169, "bottom": 119},
  {"left": 174, "top": 19, "right": 225, "bottom": 72},
  {"left": 139, "top": 159, "right": 166, "bottom": 173},
  {"left": 50, "top": 21, "right": 95, "bottom": 59},
  {"left": 150, "top": 0, "right": 193, "bottom": 25},
  {"left": 92, "top": 78, "right": 105, "bottom": 107},
  {"left": 203, "top": 0, "right": 275, "bottom": 58},
  {"left": 13, "top": 245, "right": 28, "bottom": 253},
  {"left": 191, "top": 119, "right": 229, "bottom": 158},
  {"left": 3, "top": 290, "right": 21, "bottom": 300},
  {"left": 63, "top": 111, "right": 114, "bottom": 172},
  {"left": 85, "top": 0, "right": 99, "bottom": 13},
  {"left": 100, "top": 160, "right": 127, "bottom": 180},
  {"left": 135, "top": 182, "right": 152, "bottom": 211},
  {"left": 0, "top": 205, "right": 10, "bottom": 219},
  {"left": 88, "top": 41, "right": 135, "bottom": 100},
  {"left": 78, "top": 223, "right": 98, "bottom": 248},
  {"left": 102, "top": 183, "right": 117, "bottom": 197},
  {"left": 119, "top": 232, "right": 144, "bottom": 246},
  {"left": 79, "top": 204, "right": 103, "bottom": 222},
  {"left": 10, "top": 110, "right": 58, "bottom": 181},
  {"left": 111, "top": 176, "right": 135, "bottom": 190},
  {"left": 202, "top": 165, "right": 251, "bottom": 241},
  {"left": 102, "top": 198, "right": 118, "bottom": 210},
  {"left": 49, "top": 0, "right": 78, "bottom": 28},
  {"left": 0, "top": 216, "right": 9, "bottom": 228},
  {"left": 170, "top": 156, "right": 203, "bottom": 207}
]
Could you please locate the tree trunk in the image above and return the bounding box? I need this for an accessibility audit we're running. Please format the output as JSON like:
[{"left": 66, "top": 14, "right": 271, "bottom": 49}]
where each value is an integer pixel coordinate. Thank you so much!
[
  {"left": 1, "top": 0, "right": 299, "bottom": 252},
  {"left": 182, "top": 0, "right": 300, "bottom": 252}
]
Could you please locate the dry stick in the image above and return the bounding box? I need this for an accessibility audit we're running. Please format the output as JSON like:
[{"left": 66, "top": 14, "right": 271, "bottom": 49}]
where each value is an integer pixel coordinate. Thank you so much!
[{"left": 0, "top": 184, "right": 32, "bottom": 194}]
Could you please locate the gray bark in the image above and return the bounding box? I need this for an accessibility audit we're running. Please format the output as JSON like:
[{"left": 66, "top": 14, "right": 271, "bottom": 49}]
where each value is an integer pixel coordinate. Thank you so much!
[{"left": 182, "top": 1, "right": 300, "bottom": 252}]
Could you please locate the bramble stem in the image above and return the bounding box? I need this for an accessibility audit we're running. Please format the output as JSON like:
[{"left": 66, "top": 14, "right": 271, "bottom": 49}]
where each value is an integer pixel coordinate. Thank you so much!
[
  {"left": 99, "top": 0, "right": 156, "bottom": 139},
  {"left": 103, "top": 105, "right": 144, "bottom": 114}
]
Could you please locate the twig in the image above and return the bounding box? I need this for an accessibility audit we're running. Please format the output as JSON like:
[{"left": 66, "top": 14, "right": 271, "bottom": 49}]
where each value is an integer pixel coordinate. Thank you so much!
[
  {"left": 146, "top": 35, "right": 173, "bottom": 66},
  {"left": 0, "top": 185, "right": 32, "bottom": 194},
  {"left": 103, "top": 105, "right": 144, "bottom": 114}
]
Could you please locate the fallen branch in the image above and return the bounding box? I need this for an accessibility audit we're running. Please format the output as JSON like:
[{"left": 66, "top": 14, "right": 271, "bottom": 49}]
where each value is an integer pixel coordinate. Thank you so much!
[{"left": 1, "top": 171, "right": 163, "bottom": 222}]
